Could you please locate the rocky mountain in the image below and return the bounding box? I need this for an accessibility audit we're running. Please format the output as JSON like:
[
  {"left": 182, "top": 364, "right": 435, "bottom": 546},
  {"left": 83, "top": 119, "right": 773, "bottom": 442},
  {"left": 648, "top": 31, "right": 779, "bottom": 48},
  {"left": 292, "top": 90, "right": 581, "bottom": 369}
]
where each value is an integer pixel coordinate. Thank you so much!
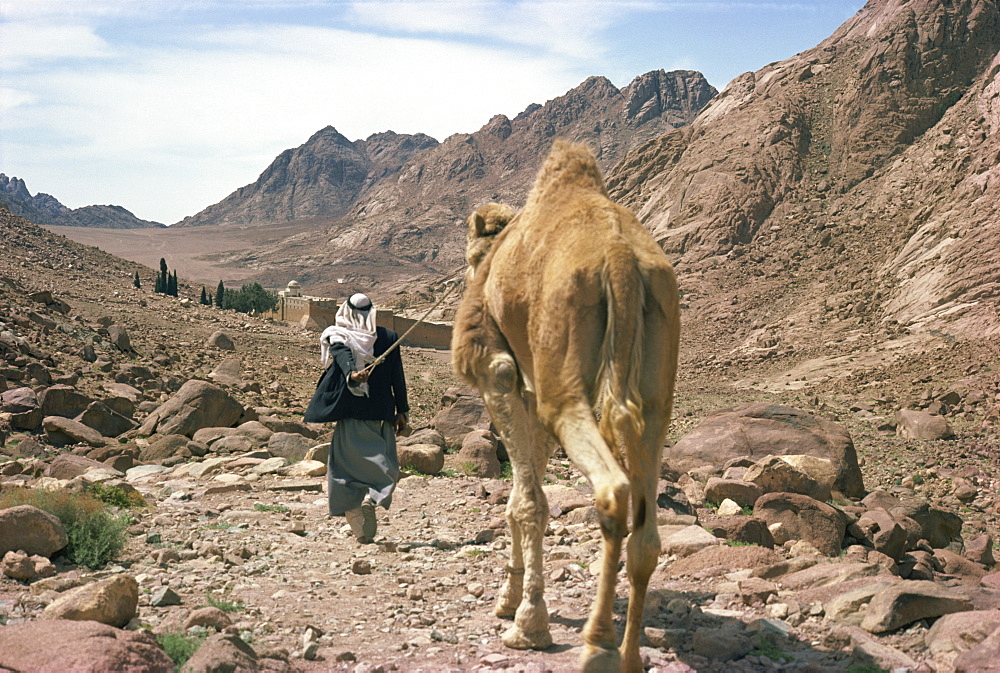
[
  {"left": 209, "top": 69, "right": 716, "bottom": 295},
  {"left": 0, "top": 174, "right": 164, "bottom": 229},
  {"left": 606, "top": 0, "right": 1000, "bottom": 353},
  {"left": 174, "top": 129, "right": 439, "bottom": 228}
]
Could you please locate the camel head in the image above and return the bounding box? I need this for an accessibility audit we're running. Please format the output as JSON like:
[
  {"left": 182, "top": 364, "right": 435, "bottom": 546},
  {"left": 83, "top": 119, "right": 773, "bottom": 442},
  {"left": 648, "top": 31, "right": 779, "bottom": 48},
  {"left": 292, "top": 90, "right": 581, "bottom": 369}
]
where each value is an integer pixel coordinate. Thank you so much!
[{"left": 465, "top": 202, "right": 515, "bottom": 272}]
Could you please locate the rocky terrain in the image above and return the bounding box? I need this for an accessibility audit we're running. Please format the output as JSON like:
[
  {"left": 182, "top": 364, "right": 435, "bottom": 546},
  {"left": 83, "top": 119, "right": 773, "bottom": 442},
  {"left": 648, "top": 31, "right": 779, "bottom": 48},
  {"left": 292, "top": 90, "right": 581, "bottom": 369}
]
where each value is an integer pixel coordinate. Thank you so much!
[
  {"left": 1, "top": 173, "right": 1000, "bottom": 673},
  {"left": 0, "top": 174, "right": 165, "bottom": 229}
]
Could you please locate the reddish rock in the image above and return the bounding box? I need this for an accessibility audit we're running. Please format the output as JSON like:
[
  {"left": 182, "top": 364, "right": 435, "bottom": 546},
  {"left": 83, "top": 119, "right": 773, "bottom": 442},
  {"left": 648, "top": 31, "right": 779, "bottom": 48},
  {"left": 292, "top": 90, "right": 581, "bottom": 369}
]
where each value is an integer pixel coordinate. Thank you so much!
[
  {"left": 0, "top": 504, "right": 68, "bottom": 557},
  {"left": 0, "top": 619, "right": 174, "bottom": 672},
  {"left": 754, "top": 492, "right": 848, "bottom": 556}
]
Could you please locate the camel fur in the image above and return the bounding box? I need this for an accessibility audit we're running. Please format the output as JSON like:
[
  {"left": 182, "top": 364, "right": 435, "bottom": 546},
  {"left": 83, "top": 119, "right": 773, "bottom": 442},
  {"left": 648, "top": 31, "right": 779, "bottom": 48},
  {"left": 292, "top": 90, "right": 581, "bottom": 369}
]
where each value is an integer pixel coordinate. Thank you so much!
[{"left": 452, "top": 141, "right": 680, "bottom": 672}]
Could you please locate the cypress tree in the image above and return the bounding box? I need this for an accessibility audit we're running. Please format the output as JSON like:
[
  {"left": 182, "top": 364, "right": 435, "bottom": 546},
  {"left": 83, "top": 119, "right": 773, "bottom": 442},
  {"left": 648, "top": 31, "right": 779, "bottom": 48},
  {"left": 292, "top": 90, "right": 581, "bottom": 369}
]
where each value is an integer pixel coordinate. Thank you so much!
[
  {"left": 216, "top": 280, "right": 225, "bottom": 308},
  {"left": 200, "top": 286, "right": 209, "bottom": 305},
  {"left": 168, "top": 270, "right": 178, "bottom": 297},
  {"left": 133, "top": 271, "right": 141, "bottom": 289},
  {"left": 154, "top": 273, "right": 163, "bottom": 294}
]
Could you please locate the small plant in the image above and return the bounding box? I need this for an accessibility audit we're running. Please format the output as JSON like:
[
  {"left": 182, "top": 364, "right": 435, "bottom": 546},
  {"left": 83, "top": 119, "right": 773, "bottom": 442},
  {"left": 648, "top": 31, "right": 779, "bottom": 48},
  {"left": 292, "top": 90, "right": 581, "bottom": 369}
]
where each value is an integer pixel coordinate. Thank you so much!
[
  {"left": 500, "top": 462, "right": 513, "bottom": 480},
  {"left": 726, "top": 540, "right": 759, "bottom": 547},
  {"left": 460, "top": 461, "right": 480, "bottom": 476},
  {"left": 750, "top": 634, "right": 792, "bottom": 662},
  {"left": 206, "top": 588, "right": 245, "bottom": 613},
  {"left": 438, "top": 468, "right": 459, "bottom": 478},
  {"left": 465, "top": 549, "right": 485, "bottom": 558},
  {"left": 845, "top": 665, "right": 889, "bottom": 673},
  {"left": 156, "top": 631, "right": 206, "bottom": 668},
  {"left": 85, "top": 483, "right": 146, "bottom": 509},
  {"left": 0, "top": 487, "right": 130, "bottom": 569},
  {"left": 253, "top": 503, "right": 289, "bottom": 513}
]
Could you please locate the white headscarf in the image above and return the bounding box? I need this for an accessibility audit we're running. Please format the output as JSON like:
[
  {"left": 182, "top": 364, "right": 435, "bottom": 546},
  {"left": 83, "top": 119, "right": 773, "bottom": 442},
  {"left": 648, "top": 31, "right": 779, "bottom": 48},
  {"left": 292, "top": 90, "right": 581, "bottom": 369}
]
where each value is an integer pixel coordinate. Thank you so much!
[{"left": 320, "top": 293, "right": 377, "bottom": 395}]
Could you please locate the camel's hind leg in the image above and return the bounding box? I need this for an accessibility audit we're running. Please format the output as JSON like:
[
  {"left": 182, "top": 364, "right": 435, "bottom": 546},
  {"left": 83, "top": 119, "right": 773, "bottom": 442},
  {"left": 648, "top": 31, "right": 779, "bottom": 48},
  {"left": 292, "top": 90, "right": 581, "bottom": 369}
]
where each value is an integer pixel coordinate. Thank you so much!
[
  {"left": 478, "top": 352, "right": 554, "bottom": 650},
  {"left": 549, "top": 404, "right": 631, "bottom": 672}
]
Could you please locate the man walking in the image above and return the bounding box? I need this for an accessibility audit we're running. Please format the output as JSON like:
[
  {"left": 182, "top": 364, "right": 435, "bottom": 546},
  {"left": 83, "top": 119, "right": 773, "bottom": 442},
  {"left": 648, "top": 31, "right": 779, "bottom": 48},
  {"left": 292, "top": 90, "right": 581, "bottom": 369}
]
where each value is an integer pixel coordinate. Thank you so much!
[{"left": 308, "top": 293, "right": 409, "bottom": 543}]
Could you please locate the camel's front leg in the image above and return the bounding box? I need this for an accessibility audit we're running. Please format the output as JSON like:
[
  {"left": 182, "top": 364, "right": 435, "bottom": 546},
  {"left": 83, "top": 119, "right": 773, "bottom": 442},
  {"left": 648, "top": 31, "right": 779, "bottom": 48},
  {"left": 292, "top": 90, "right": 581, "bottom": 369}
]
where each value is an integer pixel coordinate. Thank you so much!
[{"left": 480, "top": 353, "right": 553, "bottom": 650}]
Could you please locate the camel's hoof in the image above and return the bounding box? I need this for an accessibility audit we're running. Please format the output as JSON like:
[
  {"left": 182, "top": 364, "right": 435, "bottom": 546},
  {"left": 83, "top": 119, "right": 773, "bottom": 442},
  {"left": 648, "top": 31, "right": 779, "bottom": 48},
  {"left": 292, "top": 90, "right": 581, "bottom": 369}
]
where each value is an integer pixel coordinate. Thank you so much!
[
  {"left": 494, "top": 601, "right": 519, "bottom": 619},
  {"left": 502, "top": 625, "right": 553, "bottom": 650},
  {"left": 580, "top": 645, "right": 621, "bottom": 673}
]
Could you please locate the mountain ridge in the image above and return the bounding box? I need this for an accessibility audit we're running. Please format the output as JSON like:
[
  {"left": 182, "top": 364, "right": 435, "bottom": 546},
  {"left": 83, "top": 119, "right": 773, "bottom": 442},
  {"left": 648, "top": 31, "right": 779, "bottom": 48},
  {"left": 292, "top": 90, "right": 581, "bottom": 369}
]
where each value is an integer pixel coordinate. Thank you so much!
[{"left": 0, "top": 174, "right": 165, "bottom": 229}]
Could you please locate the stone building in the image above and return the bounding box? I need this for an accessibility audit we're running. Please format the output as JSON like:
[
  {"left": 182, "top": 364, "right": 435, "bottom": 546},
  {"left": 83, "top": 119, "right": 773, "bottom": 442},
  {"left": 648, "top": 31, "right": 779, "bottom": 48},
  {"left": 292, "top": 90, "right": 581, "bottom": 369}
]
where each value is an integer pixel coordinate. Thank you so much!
[{"left": 264, "top": 281, "right": 451, "bottom": 350}]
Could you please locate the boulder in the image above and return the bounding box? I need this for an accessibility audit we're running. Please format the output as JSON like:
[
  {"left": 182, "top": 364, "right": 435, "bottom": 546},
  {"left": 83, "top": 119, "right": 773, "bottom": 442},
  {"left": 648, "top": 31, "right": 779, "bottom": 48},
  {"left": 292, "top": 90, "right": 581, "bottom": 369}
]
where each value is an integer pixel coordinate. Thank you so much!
[
  {"left": 456, "top": 429, "right": 501, "bottom": 478},
  {"left": 257, "top": 415, "right": 320, "bottom": 438},
  {"left": 42, "top": 574, "right": 139, "bottom": 627},
  {"left": 744, "top": 455, "right": 828, "bottom": 501},
  {"left": 43, "top": 415, "right": 106, "bottom": 447},
  {"left": 209, "top": 356, "right": 243, "bottom": 386},
  {"left": 267, "top": 432, "right": 314, "bottom": 460},
  {"left": 660, "top": 524, "right": 724, "bottom": 557},
  {"left": 701, "top": 514, "right": 775, "bottom": 548},
  {"left": 0, "top": 386, "right": 38, "bottom": 413},
  {"left": 184, "top": 632, "right": 259, "bottom": 673},
  {"left": 212, "top": 434, "right": 259, "bottom": 454},
  {"left": 754, "top": 492, "right": 847, "bottom": 556},
  {"left": 284, "top": 459, "right": 326, "bottom": 477},
  {"left": 861, "top": 580, "right": 973, "bottom": 633},
  {"left": 704, "top": 478, "right": 763, "bottom": 509},
  {"left": 398, "top": 427, "right": 447, "bottom": 451},
  {"left": 891, "top": 497, "right": 963, "bottom": 549},
  {"left": 954, "top": 625, "right": 1000, "bottom": 673},
  {"left": 139, "top": 433, "right": 192, "bottom": 461},
  {"left": 431, "top": 387, "right": 492, "bottom": 449},
  {"left": 75, "top": 400, "right": 136, "bottom": 437},
  {"left": 206, "top": 330, "right": 236, "bottom": 350},
  {"left": 398, "top": 443, "right": 445, "bottom": 475},
  {"left": 106, "top": 324, "right": 133, "bottom": 351},
  {"left": 235, "top": 420, "right": 274, "bottom": 443},
  {"left": 137, "top": 380, "right": 243, "bottom": 438},
  {"left": 304, "top": 441, "right": 331, "bottom": 465},
  {"left": 965, "top": 533, "right": 995, "bottom": 567},
  {"left": 184, "top": 606, "right": 234, "bottom": 632},
  {"left": 668, "top": 403, "right": 864, "bottom": 497},
  {"left": 926, "top": 610, "right": 1000, "bottom": 670},
  {"left": 0, "top": 619, "right": 174, "bottom": 673},
  {"left": 47, "top": 453, "right": 122, "bottom": 480},
  {"left": 934, "top": 548, "right": 987, "bottom": 583},
  {"left": 1, "top": 549, "right": 37, "bottom": 580},
  {"left": 895, "top": 408, "right": 954, "bottom": 440},
  {"left": 37, "top": 384, "right": 93, "bottom": 419},
  {"left": 851, "top": 509, "right": 909, "bottom": 561}
]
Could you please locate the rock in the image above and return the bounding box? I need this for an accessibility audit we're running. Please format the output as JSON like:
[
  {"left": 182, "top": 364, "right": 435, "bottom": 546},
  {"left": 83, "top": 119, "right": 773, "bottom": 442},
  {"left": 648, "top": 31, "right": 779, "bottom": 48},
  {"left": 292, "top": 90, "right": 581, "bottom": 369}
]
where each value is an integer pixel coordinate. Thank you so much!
[
  {"left": 701, "top": 514, "right": 775, "bottom": 548},
  {"left": 738, "top": 577, "right": 778, "bottom": 606},
  {"left": 304, "top": 441, "right": 330, "bottom": 464},
  {"left": 267, "top": 431, "right": 315, "bottom": 460},
  {"left": 398, "top": 443, "right": 445, "bottom": 475},
  {"left": 206, "top": 330, "right": 236, "bottom": 350},
  {"left": 284, "top": 459, "right": 326, "bottom": 477},
  {"left": 137, "top": 380, "right": 244, "bottom": 437},
  {"left": 954, "top": 625, "right": 1000, "bottom": 673},
  {"left": 37, "top": 384, "right": 92, "bottom": 418},
  {"left": 456, "top": 429, "right": 501, "bottom": 478},
  {"left": 851, "top": 508, "right": 908, "bottom": 561},
  {"left": 0, "top": 504, "right": 68, "bottom": 557},
  {"left": 431, "top": 387, "right": 492, "bottom": 449},
  {"left": 212, "top": 434, "right": 258, "bottom": 454},
  {"left": 690, "top": 625, "right": 752, "bottom": 661},
  {"left": 704, "top": 478, "right": 763, "bottom": 508},
  {"left": 42, "top": 415, "right": 106, "bottom": 447},
  {"left": 966, "top": 533, "right": 995, "bottom": 567},
  {"left": 542, "top": 484, "right": 591, "bottom": 516},
  {"left": 1, "top": 386, "right": 38, "bottom": 413},
  {"left": 895, "top": 408, "right": 954, "bottom": 440},
  {"left": 777, "top": 562, "right": 887, "bottom": 591},
  {"left": 716, "top": 498, "right": 743, "bottom": 516},
  {"left": 42, "top": 574, "right": 140, "bottom": 627},
  {"left": 46, "top": 453, "right": 122, "bottom": 480},
  {"left": 257, "top": 415, "right": 320, "bottom": 438},
  {"left": 754, "top": 492, "right": 847, "bottom": 556},
  {"left": 107, "top": 324, "right": 133, "bottom": 352},
  {"left": 660, "top": 524, "right": 724, "bottom": 557},
  {"left": 184, "top": 632, "right": 259, "bottom": 673},
  {"left": 209, "top": 356, "right": 244, "bottom": 386},
  {"left": 75, "top": 400, "right": 136, "bottom": 437},
  {"left": 235, "top": 420, "right": 274, "bottom": 443},
  {"left": 824, "top": 581, "right": 899, "bottom": 626},
  {"left": 1, "top": 549, "right": 36, "bottom": 580},
  {"left": 925, "top": 610, "right": 1000, "bottom": 670},
  {"left": 892, "top": 497, "right": 963, "bottom": 549},
  {"left": 398, "top": 427, "right": 447, "bottom": 450},
  {"left": 140, "top": 433, "right": 192, "bottom": 461},
  {"left": 184, "top": 606, "right": 234, "bottom": 631},
  {"left": 861, "top": 580, "right": 973, "bottom": 633},
  {"left": 744, "top": 455, "right": 828, "bottom": 501},
  {"left": 0, "top": 619, "right": 174, "bottom": 672},
  {"left": 934, "top": 548, "right": 987, "bottom": 583},
  {"left": 667, "top": 403, "right": 864, "bottom": 497},
  {"left": 150, "top": 586, "right": 182, "bottom": 607}
]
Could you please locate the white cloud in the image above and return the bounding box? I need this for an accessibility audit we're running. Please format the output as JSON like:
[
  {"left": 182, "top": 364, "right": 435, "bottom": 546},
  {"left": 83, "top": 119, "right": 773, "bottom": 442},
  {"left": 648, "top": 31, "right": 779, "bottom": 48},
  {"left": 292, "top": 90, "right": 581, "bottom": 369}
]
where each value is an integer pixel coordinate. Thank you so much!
[{"left": 0, "top": 21, "right": 112, "bottom": 68}]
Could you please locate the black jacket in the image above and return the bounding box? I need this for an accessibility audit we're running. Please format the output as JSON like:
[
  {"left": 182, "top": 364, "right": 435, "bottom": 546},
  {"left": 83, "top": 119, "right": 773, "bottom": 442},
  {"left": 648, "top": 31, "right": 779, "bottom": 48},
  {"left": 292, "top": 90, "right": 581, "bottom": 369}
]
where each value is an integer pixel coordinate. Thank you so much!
[{"left": 303, "top": 326, "right": 409, "bottom": 423}]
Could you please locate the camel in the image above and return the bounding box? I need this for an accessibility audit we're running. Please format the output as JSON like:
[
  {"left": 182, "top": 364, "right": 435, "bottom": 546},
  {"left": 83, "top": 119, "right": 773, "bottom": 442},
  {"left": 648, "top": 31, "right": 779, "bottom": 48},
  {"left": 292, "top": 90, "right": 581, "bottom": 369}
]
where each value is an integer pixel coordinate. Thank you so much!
[{"left": 452, "top": 141, "right": 680, "bottom": 672}]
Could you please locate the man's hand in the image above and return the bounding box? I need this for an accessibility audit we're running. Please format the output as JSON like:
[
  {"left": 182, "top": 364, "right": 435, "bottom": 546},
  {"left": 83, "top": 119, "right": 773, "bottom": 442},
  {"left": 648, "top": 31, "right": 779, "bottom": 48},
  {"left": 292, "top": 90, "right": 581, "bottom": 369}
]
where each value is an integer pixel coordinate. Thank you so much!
[
  {"left": 349, "top": 370, "right": 370, "bottom": 384},
  {"left": 394, "top": 412, "right": 410, "bottom": 436}
]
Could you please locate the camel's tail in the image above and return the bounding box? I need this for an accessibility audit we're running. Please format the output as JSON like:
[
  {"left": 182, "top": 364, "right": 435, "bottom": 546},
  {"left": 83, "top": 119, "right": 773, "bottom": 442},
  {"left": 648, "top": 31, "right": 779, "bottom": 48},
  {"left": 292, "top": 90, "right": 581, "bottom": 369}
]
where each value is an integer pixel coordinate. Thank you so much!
[{"left": 596, "top": 241, "right": 647, "bottom": 465}]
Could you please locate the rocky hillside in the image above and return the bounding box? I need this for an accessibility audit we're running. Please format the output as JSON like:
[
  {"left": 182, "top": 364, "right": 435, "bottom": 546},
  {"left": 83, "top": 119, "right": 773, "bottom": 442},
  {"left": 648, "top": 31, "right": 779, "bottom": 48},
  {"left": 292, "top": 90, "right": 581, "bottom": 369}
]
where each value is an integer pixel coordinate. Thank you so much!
[
  {"left": 607, "top": 0, "right": 1000, "bottom": 353},
  {"left": 2, "top": 195, "right": 1000, "bottom": 673},
  {"left": 186, "top": 70, "right": 716, "bottom": 296},
  {"left": 173, "top": 129, "right": 439, "bottom": 228},
  {"left": 0, "top": 174, "right": 165, "bottom": 229}
]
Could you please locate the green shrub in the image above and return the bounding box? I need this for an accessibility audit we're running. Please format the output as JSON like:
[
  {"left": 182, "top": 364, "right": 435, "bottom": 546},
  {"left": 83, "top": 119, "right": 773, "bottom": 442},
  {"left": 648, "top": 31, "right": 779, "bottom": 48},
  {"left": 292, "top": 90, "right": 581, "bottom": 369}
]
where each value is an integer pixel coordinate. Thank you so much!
[
  {"left": 85, "top": 483, "right": 146, "bottom": 509},
  {"left": 205, "top": 587, "right": 244, "bottom": 613},
  {"left": 0, "top": 487, "right": 131, "bottom": 569},
  {"left": 253, "top": 503, "right": 289, "bottom": 513},
  {"left": 156, "top": 631, "right": 206, "bottom": 667}
]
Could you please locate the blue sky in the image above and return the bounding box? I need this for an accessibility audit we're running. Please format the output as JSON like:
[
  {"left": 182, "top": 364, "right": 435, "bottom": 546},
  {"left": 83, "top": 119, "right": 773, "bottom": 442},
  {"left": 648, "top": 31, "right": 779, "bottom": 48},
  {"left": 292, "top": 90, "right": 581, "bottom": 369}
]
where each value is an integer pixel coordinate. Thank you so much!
[{"left": 0, "top": 1, "right": 862, "bottom": 225}]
